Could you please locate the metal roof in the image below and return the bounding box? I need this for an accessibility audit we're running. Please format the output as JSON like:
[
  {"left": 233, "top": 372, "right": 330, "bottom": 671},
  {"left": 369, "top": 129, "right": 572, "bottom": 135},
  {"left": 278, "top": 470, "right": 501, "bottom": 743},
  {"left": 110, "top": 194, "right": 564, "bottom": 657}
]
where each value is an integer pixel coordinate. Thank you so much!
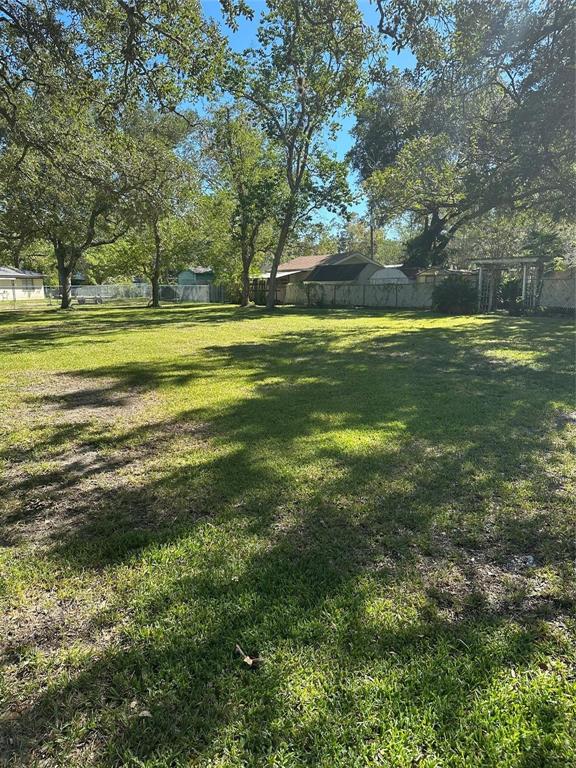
[
  {"left": 0, "top": 266, "right": 44, "bottom": 278},
  {"left": 180, "top": 266, "right": 213, "bottom": 274}
]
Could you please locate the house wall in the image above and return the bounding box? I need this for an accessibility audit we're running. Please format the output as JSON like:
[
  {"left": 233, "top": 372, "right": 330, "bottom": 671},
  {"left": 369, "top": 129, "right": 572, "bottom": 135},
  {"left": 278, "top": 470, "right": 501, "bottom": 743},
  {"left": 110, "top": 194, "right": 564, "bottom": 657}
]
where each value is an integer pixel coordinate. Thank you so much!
[
  {"left": 177, "top": 271, "right": 214, "bottom": 285},
  {"left": 177, "top": 270, "right": 197, "bottom": 285},
  {"left": 0, "top": 277, "right": 44, "bottom": 301},
  {"left": 284, "top": 282, "right": 434, "bottom": 309}
]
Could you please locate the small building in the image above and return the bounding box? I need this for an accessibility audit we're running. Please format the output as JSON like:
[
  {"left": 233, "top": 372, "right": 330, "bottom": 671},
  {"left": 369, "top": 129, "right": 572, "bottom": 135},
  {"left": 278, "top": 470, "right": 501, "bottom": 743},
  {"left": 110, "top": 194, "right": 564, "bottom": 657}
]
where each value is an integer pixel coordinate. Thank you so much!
[
  {"left": 259, "top": 252, "right": 386, "bottom": 302},
  {"left": 368, "top": 264, "right": 415, "bottom": 284},
  {"left": 0, "top": 267, "right": 45, "bottom": 302},
  {"left": 177, "top": 267, "right": 214, "bottom": 285},
  {"left": 261, "top": 252, "right": 386, "bottom": 282}
]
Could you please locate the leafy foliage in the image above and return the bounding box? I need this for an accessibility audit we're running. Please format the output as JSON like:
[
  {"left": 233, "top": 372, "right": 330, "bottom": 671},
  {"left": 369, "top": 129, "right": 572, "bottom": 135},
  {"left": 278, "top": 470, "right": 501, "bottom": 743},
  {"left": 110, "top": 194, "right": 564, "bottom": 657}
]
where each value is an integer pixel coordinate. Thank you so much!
[
  {"left": 233, "top": 0, "right": 372, "bottom": 305},
  {"left": 356, "top": 1, "right": 575, "bottom": 267},
  {"left": 432, "top": 274, "right": 477, "bottom": 314},
  {"left": 205, "top": 106, "right": 286, "bottom": 303}
]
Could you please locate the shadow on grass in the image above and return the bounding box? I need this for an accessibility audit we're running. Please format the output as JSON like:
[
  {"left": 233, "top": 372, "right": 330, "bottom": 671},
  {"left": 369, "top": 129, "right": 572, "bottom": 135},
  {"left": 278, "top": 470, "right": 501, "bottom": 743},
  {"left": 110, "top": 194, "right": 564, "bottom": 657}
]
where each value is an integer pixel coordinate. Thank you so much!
[
  {"left": 0, "top": 303, "right": 369, "bottom": 355},
  {"left": 1, "top": 312, "right": 575, "bottom": 766}
]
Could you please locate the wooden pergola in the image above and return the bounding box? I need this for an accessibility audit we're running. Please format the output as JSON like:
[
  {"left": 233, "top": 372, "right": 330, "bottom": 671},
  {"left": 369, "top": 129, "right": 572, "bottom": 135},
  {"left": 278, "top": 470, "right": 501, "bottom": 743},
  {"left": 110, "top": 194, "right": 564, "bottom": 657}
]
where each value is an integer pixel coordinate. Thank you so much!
[{"left": 475, "top": 258, "right": 542, "bottom": 313}]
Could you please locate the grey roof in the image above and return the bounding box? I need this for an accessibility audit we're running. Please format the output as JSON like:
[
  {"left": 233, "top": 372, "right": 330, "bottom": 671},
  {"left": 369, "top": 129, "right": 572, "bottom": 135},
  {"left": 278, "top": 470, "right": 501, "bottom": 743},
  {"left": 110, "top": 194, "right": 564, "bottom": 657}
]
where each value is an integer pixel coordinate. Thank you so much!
[
  {"left": 306, "top": 263, "right": 367, "bottom": 282},
  {"left": 0, "top": 266, "right": 44, "bottom": 278}
]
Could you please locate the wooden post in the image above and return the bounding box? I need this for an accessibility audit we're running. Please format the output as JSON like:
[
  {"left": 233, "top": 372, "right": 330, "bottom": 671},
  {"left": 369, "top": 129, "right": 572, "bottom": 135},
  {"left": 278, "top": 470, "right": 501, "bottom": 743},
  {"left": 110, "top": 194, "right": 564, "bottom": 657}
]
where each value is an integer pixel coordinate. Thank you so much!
[
  {"left": 521, "top": 263, "right": 528, "bottom": 304},
  {"left": 486, "top": 268, "right": 498, "bottom": 312},
  {"left": 477, "top": 266, "right": 483, "bottom": 312}
]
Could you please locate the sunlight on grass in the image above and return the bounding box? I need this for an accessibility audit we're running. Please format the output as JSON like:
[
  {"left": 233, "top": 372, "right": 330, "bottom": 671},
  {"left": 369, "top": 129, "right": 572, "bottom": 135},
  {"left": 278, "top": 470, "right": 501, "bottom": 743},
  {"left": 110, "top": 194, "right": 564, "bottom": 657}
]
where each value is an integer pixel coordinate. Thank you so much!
[{"left": 0, "top": 305, "right": 574, "bottom": 767}]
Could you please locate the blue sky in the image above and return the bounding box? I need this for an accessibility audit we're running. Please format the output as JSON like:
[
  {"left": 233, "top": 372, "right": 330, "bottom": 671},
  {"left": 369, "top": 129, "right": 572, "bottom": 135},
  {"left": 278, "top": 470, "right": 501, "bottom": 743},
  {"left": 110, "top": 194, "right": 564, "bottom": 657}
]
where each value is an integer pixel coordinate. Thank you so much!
[{"left": 200, "top": 1, "right": 415, "bottom": 226}]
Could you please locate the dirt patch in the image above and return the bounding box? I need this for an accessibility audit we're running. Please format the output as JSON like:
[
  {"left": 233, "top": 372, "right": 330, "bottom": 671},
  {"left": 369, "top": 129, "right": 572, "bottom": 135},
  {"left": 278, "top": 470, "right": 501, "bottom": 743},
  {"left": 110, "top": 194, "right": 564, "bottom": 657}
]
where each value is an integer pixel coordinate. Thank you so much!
[
  {"left": 1, "top": 418, "right": 212, "bottom": 547},
  {"left": 20, "top": 373, "right": 157, "bottom": 424},
  {"left": 418, "top": 551, "right": 576, "bottom": 622},
  {"left": 2, "top": 369, "right": 212, "bottom": 546},
  {"left": 556, "top": 410, "right": 576, "bottom": 428},
  {"left": 0, "top": 596, "right": 119, "bottom": 662}
]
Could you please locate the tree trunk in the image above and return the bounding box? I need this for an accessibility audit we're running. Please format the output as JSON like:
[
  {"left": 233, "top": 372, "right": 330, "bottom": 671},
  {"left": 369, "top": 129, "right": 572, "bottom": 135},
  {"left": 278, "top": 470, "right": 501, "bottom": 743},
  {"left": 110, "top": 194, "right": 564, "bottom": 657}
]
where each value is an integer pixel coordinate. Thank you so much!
[
  {"left": 266, "top": 201, "right": 295, "bottom": 309},
  {"left": 55, "top": 241, "right": 74, "bottom": 309},
  {"left": 13, "top": 238, "right": 24, "bottom": 269},
  {"left": 404, "top": 211, "right": 449, "bottom": 268},
  {"left": 241, "top": 266, "right": 250, "bottom": 306},
  {"left": 150, "top": 221, "right": 161, "bottom": 309},
  {"left": 240, "top": 235, "right": 251, "bottom": 307}
]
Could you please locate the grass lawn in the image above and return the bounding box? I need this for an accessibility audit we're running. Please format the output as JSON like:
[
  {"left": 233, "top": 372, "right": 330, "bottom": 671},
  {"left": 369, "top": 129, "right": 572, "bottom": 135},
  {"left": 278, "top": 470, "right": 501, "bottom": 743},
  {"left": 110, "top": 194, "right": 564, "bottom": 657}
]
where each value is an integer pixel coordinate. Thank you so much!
[{"left": 0, "top": 304, "right": 574, "bottom": 767}]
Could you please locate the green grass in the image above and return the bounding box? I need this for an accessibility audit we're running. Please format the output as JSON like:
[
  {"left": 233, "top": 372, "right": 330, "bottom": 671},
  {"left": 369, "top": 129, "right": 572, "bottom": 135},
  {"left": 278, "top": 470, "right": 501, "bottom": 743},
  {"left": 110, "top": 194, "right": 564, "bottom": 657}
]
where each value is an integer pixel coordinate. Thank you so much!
[{"left": 0, "top": 304, "right": 574, "bottom": 767}]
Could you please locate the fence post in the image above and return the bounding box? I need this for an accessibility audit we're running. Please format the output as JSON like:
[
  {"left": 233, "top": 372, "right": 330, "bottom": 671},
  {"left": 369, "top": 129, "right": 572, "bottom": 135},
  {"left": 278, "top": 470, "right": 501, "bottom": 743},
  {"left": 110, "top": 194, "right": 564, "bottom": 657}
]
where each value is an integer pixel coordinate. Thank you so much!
[{"left": 477, "top": 266, "right": 483, "bottom": 312}]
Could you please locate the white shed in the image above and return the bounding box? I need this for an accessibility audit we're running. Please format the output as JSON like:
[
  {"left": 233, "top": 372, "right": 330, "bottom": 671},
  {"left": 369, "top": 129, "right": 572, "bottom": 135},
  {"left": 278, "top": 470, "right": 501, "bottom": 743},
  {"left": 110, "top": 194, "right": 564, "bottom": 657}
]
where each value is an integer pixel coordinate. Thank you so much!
[
  {"left": 369, "top": 264, "right": 413, "bottom": 284},
  {"left": 0, "top": 267, "right": 45, "bottom": 302}
]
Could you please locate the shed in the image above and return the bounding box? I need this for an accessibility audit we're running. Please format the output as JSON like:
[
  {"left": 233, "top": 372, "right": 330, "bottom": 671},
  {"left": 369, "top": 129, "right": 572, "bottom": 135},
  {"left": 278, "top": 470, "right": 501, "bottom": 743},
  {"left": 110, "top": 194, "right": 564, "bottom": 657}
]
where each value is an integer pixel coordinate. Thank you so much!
[
  {"left": 0, "top": 267, "right": 45, "bottom": 302},
  {"left": 369, "top": 264, "right": 414, "bottom": 284},
  {"left": 177, "top": 267, "right": 214, "bottom": 285}
]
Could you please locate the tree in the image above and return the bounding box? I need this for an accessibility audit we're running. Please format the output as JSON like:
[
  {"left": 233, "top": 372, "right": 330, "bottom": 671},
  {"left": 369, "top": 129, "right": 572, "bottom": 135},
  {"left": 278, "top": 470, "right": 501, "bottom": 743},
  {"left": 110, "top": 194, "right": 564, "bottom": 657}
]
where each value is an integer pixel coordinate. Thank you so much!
[
  {"left": 364, "top": 132, "right": 468, "bottom": 266},
  {"left": 0, "top": 0, "right": 247, "bottom": 123},
  {"left": 123, "top": 108, "right": 196, "bottom": 307},
  {"left": 0, "top": 1, "right": 249, "bottom": 305},
  {"left": 336, "top": 212, "right": 404, "bottom": 264},
  {"left": 207, "top": 106, "right": 286, "bottom": 305},
  {"left": 355, "top": 0, "right": 576, "bottom": 267},
  {"left": 232, "top": 0, "right": 372, "bottom": 307},
  {"left": 0, "top": 94, "right": 144, "bottom": 307},
  {"left": 90, "top": 215, "right": 197, "bottom": 289},
  {"left": 444, "top": 211, "right": 575, "bottom": 269}
]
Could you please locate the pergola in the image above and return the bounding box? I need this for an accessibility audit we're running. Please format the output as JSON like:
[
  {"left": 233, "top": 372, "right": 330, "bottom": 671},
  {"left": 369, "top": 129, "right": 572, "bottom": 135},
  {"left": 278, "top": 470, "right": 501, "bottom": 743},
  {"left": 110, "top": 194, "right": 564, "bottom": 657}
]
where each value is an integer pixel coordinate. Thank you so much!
[{"left": 475, "top": 258, "right": 542, "bottom": 313}]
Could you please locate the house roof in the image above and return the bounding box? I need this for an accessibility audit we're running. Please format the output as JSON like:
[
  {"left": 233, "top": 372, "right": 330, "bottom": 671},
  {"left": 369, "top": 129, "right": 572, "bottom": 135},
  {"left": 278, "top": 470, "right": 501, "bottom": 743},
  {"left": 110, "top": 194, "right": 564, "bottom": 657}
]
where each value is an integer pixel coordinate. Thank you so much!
[
  {"left": 276, "top": 253, "right": 334, "bottom": 273},
  {"left": 277, "top": 251, "right": 381, "bottom": 274},
  {"left": 259, "top": 269, "right": 302, "bottom": 279},
  {"left": 307, "top": 263, "right": 368, "bottom": 282},
  {"left": 0, "top": 266, "right": 44, "bottom": 279}
]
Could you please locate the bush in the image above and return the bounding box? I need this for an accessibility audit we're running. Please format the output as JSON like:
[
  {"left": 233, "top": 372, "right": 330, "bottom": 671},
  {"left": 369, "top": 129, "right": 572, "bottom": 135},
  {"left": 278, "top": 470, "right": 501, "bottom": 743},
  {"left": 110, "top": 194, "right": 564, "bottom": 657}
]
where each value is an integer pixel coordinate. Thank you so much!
[
  {"left": 431, "top": 275, "right": 477, "bottom": 314},
  {"left": 501, "top": 277, "right": 523, "bottom": 314}
]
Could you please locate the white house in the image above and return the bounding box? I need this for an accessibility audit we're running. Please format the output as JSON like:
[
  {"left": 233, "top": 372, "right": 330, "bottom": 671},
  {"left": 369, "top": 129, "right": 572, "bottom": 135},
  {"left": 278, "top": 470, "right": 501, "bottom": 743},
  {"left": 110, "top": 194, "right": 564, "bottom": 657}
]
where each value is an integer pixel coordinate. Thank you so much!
[{"left": 0, "top": 267, "right": 45, "bottom": 302}]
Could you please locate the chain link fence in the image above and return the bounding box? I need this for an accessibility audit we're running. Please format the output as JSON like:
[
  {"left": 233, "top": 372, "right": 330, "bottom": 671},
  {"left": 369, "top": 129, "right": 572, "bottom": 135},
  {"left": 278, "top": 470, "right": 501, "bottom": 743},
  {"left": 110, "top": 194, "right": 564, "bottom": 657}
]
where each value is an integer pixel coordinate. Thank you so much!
[{"left": 39, "top": 283, "right": 228, "bottom": 307}]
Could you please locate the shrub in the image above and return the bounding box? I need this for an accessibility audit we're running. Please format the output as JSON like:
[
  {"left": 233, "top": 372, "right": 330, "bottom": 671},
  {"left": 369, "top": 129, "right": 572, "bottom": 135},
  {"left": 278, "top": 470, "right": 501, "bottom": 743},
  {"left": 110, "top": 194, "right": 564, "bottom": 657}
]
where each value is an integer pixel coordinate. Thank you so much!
[
  {"left": 501, "top": 277, "right": 523, "bottom": 314},
  {"left": 431, "top": 275, "right": 477, "bottom": 314}
]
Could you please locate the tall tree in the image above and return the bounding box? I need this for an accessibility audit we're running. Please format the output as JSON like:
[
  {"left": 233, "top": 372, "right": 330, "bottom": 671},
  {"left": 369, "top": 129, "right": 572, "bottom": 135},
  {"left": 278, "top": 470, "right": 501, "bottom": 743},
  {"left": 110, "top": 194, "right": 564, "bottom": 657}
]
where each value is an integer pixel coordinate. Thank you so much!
[
  {"left": 356, "top": 0, "right": 575, "bottom": 267},
  {"left": 0, "top": 1, "right": 248, "bottom": 303},
  {"left": 232, "top": 0, "right": 372, "bottom": 307},
  {"left": 207, "top": 106, "right": 286, "bottom": 305},
  {"left": 0, "top": 95, "right": 140, "bottom": 307},
  {"left": 123, "top": 108, "right": 196, "bottom": 307}
]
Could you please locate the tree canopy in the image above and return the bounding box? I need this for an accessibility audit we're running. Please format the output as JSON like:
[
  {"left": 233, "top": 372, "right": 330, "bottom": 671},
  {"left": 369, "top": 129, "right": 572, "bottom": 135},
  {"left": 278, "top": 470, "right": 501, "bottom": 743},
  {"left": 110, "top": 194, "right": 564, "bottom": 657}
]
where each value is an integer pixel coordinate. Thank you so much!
[
  {"left": 1, "top": 0, "right": 573, "bottom": 304},
  {"left": 354, "top": 0, "right": 575, "bottom": 267}
]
